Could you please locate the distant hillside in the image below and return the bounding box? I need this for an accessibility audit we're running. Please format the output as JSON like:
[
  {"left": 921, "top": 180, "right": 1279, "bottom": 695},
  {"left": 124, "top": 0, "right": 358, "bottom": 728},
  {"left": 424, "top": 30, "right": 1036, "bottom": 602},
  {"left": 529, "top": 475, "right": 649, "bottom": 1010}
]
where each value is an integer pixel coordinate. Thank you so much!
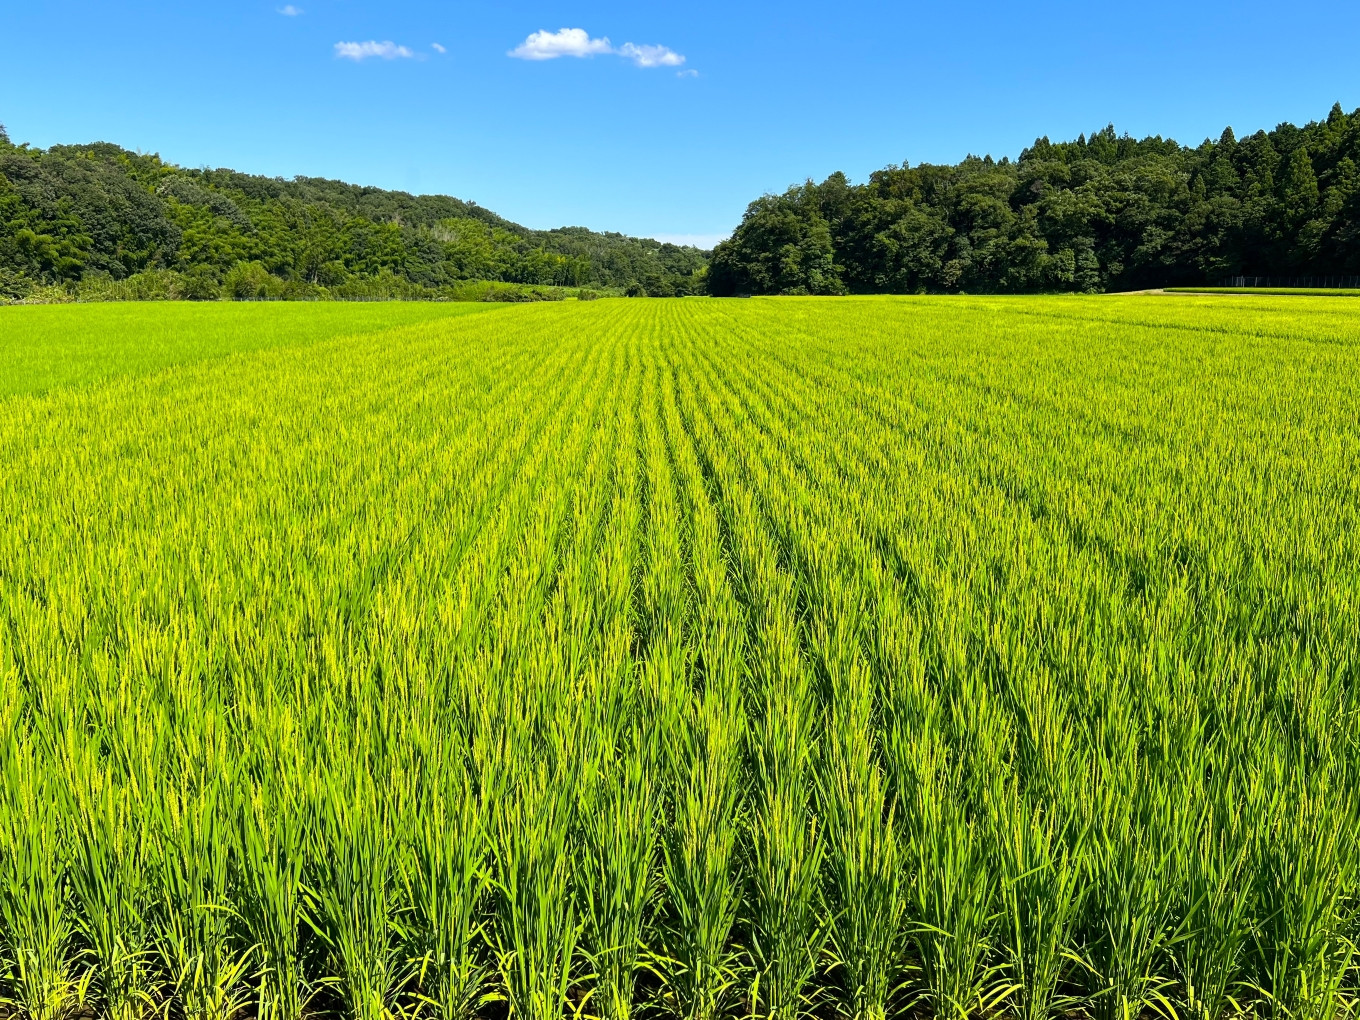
[
  {"left": 709, "top": 103, "right": 1360, "bottom": 295},
  {"left": 0, "top": 130, "right": 708, "bottom": 301}
]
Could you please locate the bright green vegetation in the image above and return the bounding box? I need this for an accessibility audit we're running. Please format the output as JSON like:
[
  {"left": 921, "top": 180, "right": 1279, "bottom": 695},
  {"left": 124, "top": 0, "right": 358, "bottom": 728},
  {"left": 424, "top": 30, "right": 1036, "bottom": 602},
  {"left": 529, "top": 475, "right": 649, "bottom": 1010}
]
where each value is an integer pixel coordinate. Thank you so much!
[
  {"left": 0, "top": 301, "right": 496, "bottom": 398},
  {"left": 1164, "top": 287, "right": 1360, "bottom": 296},
  {"left": 1, "top": 296, "right": 1358, "bottom": 1020}
]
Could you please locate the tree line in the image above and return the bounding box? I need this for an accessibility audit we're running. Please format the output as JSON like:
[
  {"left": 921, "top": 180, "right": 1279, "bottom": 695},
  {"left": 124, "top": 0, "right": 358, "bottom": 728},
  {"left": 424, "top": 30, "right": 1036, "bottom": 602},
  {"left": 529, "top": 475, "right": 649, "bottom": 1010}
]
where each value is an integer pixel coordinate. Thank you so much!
[
  {"left": 0, "top": 131, "right": 707, "bottom": 301},
  {"left": 709, "top": 103, "right": 1360, "bottom": 295},
  {"left": 6, "top": 103, "right": 1360, "bottom": 301}
]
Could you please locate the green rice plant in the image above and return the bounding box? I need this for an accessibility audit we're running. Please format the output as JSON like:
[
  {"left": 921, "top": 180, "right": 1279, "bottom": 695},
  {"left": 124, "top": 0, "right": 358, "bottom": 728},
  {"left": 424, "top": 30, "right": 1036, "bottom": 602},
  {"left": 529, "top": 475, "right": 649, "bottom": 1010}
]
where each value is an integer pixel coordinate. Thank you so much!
[
  {"left": 402, "top": 760, "right": 494, "bottom": 1020},
  {"left": 670, "top": 321, "right": 829, "bottom": 1019},
  {"left": 746, "top": 779, "right": 825, "bottom": 1020},
  {"left": 578, "top": 747, "right": 660, "bottom": 1020},
  {"left": 1077, "top": 775, "right": 1179, "bottom": 1020},
  {"left": 817, "top": 718, "right": 901, "bottom": 1020},
  {"left": 1251, "top": 772, "right": 1358, "bottom": 1020},
  {"left": 490, "top": 759, "right": 582, "bottom": 1020},
  {"left": 0, "top": 754, "right": 86, "bottom": 1020},
  {"left": 1163, "top": 287, "right": 1360, "bottom": 296},
  {"left": 65, "top": 767, "right": 155, "bottom": 1020},
  {"left": 988, "top": 788, "right": 1084, "bottom": 1020},
  {"left": 899, "top": 762, "right": 1003, "bottom": 1020},
  {"left": 807, "top": 574, "right": 902, "bottom": 1020},
  {"left": 235, "top": 777, "right": 313, "bottom": 1020},
  {"left": 311, "top": 765, "right": 404, "bottom": 1020},
  {"left": 661, "top": 686, "right": 745, "bottom": 1020},
  {"left": 151, "top": 777, "right": 253, "bottom": 1020},
  {"left": 746, "top": 638, "right": 827, "bottom": 1020},
  {"left": 882, "top": 640, "right": 1003, "bottom": 1020},
  {"left": 1172, "top": 804, "right": 1254, "bottom": 1020},
  {"left": 816, "top": 712, "right": 903, "bottom": 1020}
]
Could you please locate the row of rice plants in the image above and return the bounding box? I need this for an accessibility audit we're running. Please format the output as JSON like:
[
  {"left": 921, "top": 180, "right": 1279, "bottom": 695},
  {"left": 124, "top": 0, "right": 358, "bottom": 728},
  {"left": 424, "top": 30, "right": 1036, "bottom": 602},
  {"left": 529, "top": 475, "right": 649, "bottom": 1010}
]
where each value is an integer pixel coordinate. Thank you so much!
[{"left": 0, "top": 297, "right": 1357, "bottom": 1020}]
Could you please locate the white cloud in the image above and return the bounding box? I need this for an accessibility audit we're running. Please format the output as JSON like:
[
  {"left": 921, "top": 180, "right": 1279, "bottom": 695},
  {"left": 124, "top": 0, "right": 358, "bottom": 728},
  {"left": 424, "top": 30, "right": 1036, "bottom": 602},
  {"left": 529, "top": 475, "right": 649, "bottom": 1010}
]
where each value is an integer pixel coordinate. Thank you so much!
[
  {"left": 617, "top": 42, "right": 685, "bottom": 68},
  {"left": 334, "top": 40, "right": 415, "bottom": 60},
  {"left": 278, "top": 4, "right": 302, "bottom": 13},
  {"left": 508, "top": 29, "right": 688, "bottom": 70},
  {"left": 677, "top": 68, "right": 699, "bottom": 78},
  {"left": 431, "top": 42, "right": 446, "bottom": 54},
  {"left": 509, "top": 28, "right": 613, "bottom": 60}
]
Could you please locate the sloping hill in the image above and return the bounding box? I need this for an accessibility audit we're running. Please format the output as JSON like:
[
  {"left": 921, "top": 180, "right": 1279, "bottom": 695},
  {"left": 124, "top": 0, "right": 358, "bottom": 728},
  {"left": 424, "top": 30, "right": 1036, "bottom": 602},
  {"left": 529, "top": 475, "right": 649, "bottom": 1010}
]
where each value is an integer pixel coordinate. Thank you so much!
[{"left": 0, "top": 130, "right": 707, "bottom": 300}]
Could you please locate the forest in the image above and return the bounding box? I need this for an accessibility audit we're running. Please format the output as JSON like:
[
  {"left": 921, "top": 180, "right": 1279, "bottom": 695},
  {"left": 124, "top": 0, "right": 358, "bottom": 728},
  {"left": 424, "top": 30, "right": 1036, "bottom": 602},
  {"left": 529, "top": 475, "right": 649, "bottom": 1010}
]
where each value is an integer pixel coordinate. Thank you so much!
[
  {"left": 0, "top": 129, "right": 707, "bottom": 301},
  {"left": 5, "top": 103, "right": 1360, "bottom": 299},
  {"left": 709, "top": 103, "right": 1360, "bottom": 295}
]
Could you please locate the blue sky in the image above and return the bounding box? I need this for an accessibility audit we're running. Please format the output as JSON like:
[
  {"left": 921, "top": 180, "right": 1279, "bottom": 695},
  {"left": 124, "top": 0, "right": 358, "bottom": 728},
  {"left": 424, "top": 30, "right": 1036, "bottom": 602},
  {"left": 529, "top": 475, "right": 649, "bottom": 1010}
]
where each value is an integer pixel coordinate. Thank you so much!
[{"left": 4, "top": 1, "right": 1359, "bottom": 246}]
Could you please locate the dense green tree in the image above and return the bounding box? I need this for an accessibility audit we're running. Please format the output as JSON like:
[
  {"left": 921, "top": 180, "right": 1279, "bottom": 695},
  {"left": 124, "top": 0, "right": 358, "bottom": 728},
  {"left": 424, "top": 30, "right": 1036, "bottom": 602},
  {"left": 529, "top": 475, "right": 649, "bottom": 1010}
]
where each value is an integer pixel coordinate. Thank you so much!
[
  {"left": 11, "top": 106, "right": 1360, "bottom": 301},
  {"left": 708, "top": 186, "right": 846, "bottom": 295},
  {"left": 0, "top": 139, "right": 708, "bottom": 298},
  {"left": 709, "top": 104, "right": 1360, "bottom": 295}
]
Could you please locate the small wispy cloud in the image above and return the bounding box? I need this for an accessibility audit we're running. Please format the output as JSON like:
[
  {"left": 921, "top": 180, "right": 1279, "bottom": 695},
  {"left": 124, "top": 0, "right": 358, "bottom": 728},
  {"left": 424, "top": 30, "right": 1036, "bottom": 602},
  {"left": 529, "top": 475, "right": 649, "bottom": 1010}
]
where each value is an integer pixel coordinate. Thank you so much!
[
  {"left": 335, "top": 40, "right": 415, "bottom": 60},
  {"left": 677, "top": 68, "right": 699, "bottom": 78},
  {"left": 618, "top": 42, "right": 684, "bottom": 68},
  {"left": 278, "top": 4, "right": 302, "bottom": 13},
  {"left": 431, "top": 42, "right": 446, "bottom": 54},
  {"left": 510, "top": 28, "right": 613, "bottom": 60},
  {"left": 509, "top": 28, "right": 687, "bottom": 69}
]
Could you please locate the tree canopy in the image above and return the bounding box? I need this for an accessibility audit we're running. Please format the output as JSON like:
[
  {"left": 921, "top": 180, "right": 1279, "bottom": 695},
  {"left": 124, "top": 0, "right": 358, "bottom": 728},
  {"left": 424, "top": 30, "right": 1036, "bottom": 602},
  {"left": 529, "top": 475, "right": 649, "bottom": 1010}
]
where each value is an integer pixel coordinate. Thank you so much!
[
  {"left": 0, "top": 132, "right": 708, "bottom": 300},
  {"left": 7, "top": 105, "right": 1360, "bottom": 301},
  {"left": 709, "top": 104, "right": 1360, "bottom": 295}
]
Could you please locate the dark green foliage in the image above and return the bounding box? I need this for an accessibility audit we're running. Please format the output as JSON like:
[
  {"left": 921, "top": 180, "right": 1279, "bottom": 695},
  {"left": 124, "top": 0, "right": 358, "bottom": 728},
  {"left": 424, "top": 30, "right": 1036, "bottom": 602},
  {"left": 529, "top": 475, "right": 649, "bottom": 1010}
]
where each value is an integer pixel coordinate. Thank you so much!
[
  {"left": 708, "top": 185, "right": 846, "bottom": 296},
  {"left": 0, "top": 138, "right": 707, "bottom": 300},
  {"left": 709, "top": 104, "right": 1360, "bottom": 294}
]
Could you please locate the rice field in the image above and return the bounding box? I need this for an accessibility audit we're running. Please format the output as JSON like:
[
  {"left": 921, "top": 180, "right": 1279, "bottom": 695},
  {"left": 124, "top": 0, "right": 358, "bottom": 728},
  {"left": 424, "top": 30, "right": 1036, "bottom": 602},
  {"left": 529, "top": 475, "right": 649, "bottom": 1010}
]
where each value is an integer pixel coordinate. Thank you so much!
[
  {"left": 1163, "top": 288, "right": 1360, "bottom": 297},
  {"left": 1, "top": 295, "right": 1358, "bottom": 1020}
]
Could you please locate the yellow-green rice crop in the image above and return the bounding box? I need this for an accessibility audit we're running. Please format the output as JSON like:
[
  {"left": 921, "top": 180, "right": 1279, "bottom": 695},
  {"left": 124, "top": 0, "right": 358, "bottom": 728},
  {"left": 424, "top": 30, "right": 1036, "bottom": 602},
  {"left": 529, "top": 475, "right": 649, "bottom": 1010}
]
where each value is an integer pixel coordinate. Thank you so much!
[
  {"left": 1163, "top": 288, "right": 1360, "bottom": 297},
  {"left": 0, "top": 295, "right": 1357, "bottom": 1020},
  {"left": 0, "top": 302, "right": 493, "bottom": 398}
]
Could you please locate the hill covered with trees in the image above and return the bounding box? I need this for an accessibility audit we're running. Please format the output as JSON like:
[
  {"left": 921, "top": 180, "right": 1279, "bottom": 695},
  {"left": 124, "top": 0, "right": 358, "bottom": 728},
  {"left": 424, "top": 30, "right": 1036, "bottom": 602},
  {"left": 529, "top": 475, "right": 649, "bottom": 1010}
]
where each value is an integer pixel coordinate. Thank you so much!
[
  {"left": 0, "top": 130, "right": 707, "bottom": 301},
  {"left": 709, "top": 103, "right": 1360, "bottom": 295},
  {"left": 7, "top": 103, "right": 1360, "bottom": 302}
]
